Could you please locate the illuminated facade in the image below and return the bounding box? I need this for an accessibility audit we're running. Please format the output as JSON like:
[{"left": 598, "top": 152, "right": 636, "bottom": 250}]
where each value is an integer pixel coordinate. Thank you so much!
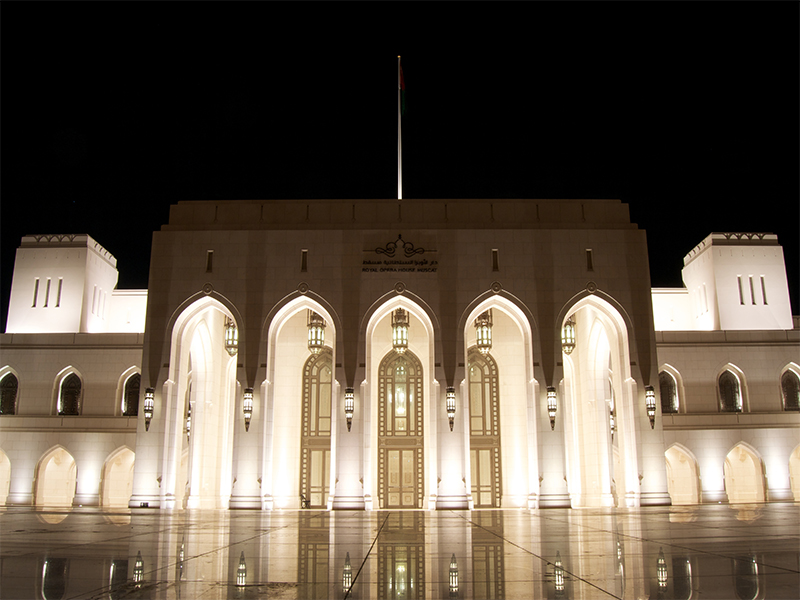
[{"left": 1, "top": 200, "right": 798, "bottom": 510}]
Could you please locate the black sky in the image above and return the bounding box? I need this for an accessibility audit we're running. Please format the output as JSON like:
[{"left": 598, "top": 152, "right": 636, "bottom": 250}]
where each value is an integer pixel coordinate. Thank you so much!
[{"left": 2, "top": 4, "right": 798, "bottom": 329}]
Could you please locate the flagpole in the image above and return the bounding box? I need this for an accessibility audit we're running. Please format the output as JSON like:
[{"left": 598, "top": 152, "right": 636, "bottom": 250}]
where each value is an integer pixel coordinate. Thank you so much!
[{"left": 397, "top": 55, "right": 402, "bottom": 200}]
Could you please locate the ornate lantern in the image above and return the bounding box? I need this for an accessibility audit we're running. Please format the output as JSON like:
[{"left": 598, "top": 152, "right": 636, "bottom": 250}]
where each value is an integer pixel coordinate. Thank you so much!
[
  {"left": 475, "top": 310, "right": 493, "bottom": 355},
  {"left": 561, "top": 316, "right": 576, "bottom": 355},
  {"left": 645, "top": 385, "right": 656, "bottom": 429},
  {"left": 391, "top": 308, "right": 409, "bottom": 354},
  {"left": 224, "top": 318, "right": 238, "bottom": 356},
  {"left": 344, "top": 388, "right": 354, "bottom": 432},
  {"left": 143, "top": 388, "right": 154, "bottom": 431},
  {"left": 446, "top": 387, "right": 456, "bottom": 431},
  {"left": 307, "top": 311, "right": 326, "bottom": 354},
  {"left": 547, "top": 387, "right": 557, "bottom": 430},
  {"left": 243, "top": 388, "right": 254, "bottom": 432}
]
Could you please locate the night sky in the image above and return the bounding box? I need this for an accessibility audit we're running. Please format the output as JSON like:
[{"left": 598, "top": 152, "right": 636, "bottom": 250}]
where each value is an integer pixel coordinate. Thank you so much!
[{"left": 2, "top": 4, "right": 798, "bottom": 330}]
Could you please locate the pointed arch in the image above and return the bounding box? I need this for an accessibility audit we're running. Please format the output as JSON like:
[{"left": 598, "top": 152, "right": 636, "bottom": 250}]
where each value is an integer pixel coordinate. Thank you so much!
[
  {"left": 463, "top": 294, "right": 537, "bottom": 508},
  {"left": 780, "top": 364, "right": 800, "bottom": 411},
  {"left": 377, "top": 349, "right": 425, "bottom": 509},
  {"left": 467, "top": 348, "right": 502, "bottom": 508},
  {"left": 300, "top": 348, "right": 333, "bottom": 508},
  {"left": 34, "top": 446, "right": 77, "bottom": 507},
  {"left": 724, "top": 443, "right": 766, "bottom": 504},
  {"left": 263, "top": 295, "right": 339, "bottom": 510},
  {"left": 101, "top": 447, "right": 135, "bottom": 508},
  {"left": 0, "top": 367, "right": 20, "bottom": 415},
  {"left": 658, "top": 363, "right": 684, "bottom": 414},
  {"left": 52, "top": 367, "right": 83, "bottom": 416},
  {"left": 364, "top": 294, "right": 437, "bottom": 510},
  {"left": 718, "top": 364, "right": 748, "bottom": 412},
  {"left": 117, "top": 367, "right": 141, "bottom": 417},
  {"left": 665, "top": 444, "right": 701, "bottom": 505}
]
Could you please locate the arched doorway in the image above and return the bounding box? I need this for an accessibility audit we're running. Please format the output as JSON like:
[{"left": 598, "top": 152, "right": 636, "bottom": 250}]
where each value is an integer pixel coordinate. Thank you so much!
[
  {"left": 724, "top": 444, "right": 766, "bottom": 503},
  {"left": 101, "top": 447, "right": 135, "bottom": 508},
  {"left": 378, "top": 350, "right": 424, "bottom": 509},
  {"left": 160, "top": 298, "right": 238, "bottom": 509},
  {"left": 561, "top": 297, "right": 639, "bottom": 508},
  {"left": 300, "top": 348, "right": 333, "bottom": 508},
  {"left": 665, "top": 445, "right": 701, "bottom": 505},
  {"left": 468, "top": 348, "right": 502, "bottom": 508},
  {"left": 35, "top": 447, "right": 77, "bottom": 507}
]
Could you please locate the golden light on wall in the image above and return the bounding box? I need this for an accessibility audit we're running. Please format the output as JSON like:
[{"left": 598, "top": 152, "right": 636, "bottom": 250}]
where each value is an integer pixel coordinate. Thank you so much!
[
  {"left": 392, "top": 308, "right": 409, "bottom": 354},
  {"left": 224, "top": 318, "right": 238, "bottom": 356},
  {"left": 243, "top": 388, "right": 253, "bottom": 432},
  {"left": 143, "top": 388, "right": 154, "bottom": 431},
  {"left": 307, "top": 310, "right": 326, "bottom": 354},
  {"left": 475, "top": 309, "right": 492, "bottom": 355},
  {"left": 561, "top": 316, "right": 576, "bottom": 355}
]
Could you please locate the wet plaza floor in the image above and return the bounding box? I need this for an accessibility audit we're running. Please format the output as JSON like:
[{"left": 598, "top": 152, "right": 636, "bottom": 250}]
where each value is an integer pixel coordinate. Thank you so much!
[{"left": 0, "top": 503, "right": 798, "bottom": 599}]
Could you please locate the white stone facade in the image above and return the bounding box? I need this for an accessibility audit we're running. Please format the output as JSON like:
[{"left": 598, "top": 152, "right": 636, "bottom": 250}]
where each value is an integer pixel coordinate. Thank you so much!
[{"left": 1, "top": 199, "right": 797, "bottom": 510}]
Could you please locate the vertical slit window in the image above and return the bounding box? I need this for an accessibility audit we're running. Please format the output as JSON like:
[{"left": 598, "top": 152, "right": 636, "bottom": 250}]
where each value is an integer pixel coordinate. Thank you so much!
[
  {"left": 760, "top": 276, "right": 768, "bottom": 305},
  {"left": 44, "top": 278, "right": 51, "bottom": 307},
  {"left": 586, "top": 249, "right": 594, "bottom": 271},
  {"left": 206, "top": 251, "right": 214, "bottom": 273},
  {"left": 92, "top": 286, "right": 98, "bottom": 315},
  {"left": 702, "top": 284, "right": 708, "bottom": 313},
  {"left": 749, "top": 276, "right": 756, "bottom": 305},
  {"left": 737, "top": 276, "right": 745, "bottom": 305},
  {"left": 492, "top": 249, "right": 499, "bottom": 272},
  {"left": 56, "top": 278, "right": 63, "bottom": 307},
  {"left": 301, "top": 249, "right": 308, "bottom": 272},
  {"left": 33, "top": 278, "right": 40, "bottom": 307}
]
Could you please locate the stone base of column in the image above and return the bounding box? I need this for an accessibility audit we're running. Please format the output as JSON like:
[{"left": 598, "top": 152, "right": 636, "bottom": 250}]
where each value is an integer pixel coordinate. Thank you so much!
[{"left": 435, "top": 495, "right": 469, "bottom": 510}]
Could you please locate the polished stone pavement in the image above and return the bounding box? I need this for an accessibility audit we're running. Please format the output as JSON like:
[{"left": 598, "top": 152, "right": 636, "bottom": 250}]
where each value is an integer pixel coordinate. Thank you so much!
[{"left": 1, "top": 503, "right": 798, "bottom": 599}]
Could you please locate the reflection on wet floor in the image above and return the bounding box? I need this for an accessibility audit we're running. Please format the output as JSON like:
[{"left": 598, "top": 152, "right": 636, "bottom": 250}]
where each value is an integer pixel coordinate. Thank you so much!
[{"left": 1, "top": 503, "right": 798, "bottom": 599}]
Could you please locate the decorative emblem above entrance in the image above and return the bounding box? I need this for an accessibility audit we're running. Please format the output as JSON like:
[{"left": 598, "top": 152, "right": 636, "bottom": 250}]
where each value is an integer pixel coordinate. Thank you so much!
[{"left": 376, "top": 234, "right": 425, "bottom": 258}]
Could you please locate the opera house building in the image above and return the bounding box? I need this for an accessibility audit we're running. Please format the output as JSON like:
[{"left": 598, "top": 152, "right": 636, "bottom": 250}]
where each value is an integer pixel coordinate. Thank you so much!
[{"left": 2, "top": 197, "right": 797, "bottom": 513}]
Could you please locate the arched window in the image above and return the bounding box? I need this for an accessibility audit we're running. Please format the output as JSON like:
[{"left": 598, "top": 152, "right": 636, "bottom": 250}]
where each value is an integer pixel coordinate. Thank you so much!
[
  {"left": 659, "top": 371, "right": 678, "bottom": 414},
  {"left": 58, "top": 373, "right": 82, "bottom": 416},
  {"left": 123, "top": 373, "right": 140, "bottom": 416},
  {"left": 0, "top": 373, "right": 19, "bottom": 415},
  {"left": 718, "top": 370, "right": 741, "bottom": 412},
  {"left": 781, "top": 370, "right": 800, "bottom": 411},
  {"left": 300, "top": 349, "right": 332, "bottom": 508}
]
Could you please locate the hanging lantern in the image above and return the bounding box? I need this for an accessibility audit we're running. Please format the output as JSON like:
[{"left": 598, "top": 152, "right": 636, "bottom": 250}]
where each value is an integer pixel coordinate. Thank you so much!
[
  {"left": 561, "top": 316, "right": 576, "bottom": 355},
  {"left": 475, "top": 310, "right": 493, "bottom": 355},
  {"left": 143, "top": 388, "right": 154, "bottom": 431},
  {"left": 237, "top": 551, "right": 247, "bottom": 588},
  {"left": 224, "top": 318, "right": 239, "bottom": 356},
  {"left": 449, "top": 554, "right": 459, "bottom": 597},
  {"left": 547, "top": 387, "right": 557, "bottom": 430},
  {"left": 392, "top": 308, "right": 409, "bottom": 354},
  {"left": 243, "top": 388, "right": 254, "bottom": 432},
  {"left": 657, "top": 548, "right": 668, "bottom": 590},
  {"left": 344, "top": 388, "right": 354, "bottom": 432},
  {"left": 645, "top": 385, "right": 656, "bottom": 429},
  {"left": 446, "top": 387, "right": 456, "bottom": 431},
  {"left": 343, "top": 552, "right": 352, "bottom": 593},
  {"left": 307, "top": 311, "right": 326, "bottom": 354}
]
